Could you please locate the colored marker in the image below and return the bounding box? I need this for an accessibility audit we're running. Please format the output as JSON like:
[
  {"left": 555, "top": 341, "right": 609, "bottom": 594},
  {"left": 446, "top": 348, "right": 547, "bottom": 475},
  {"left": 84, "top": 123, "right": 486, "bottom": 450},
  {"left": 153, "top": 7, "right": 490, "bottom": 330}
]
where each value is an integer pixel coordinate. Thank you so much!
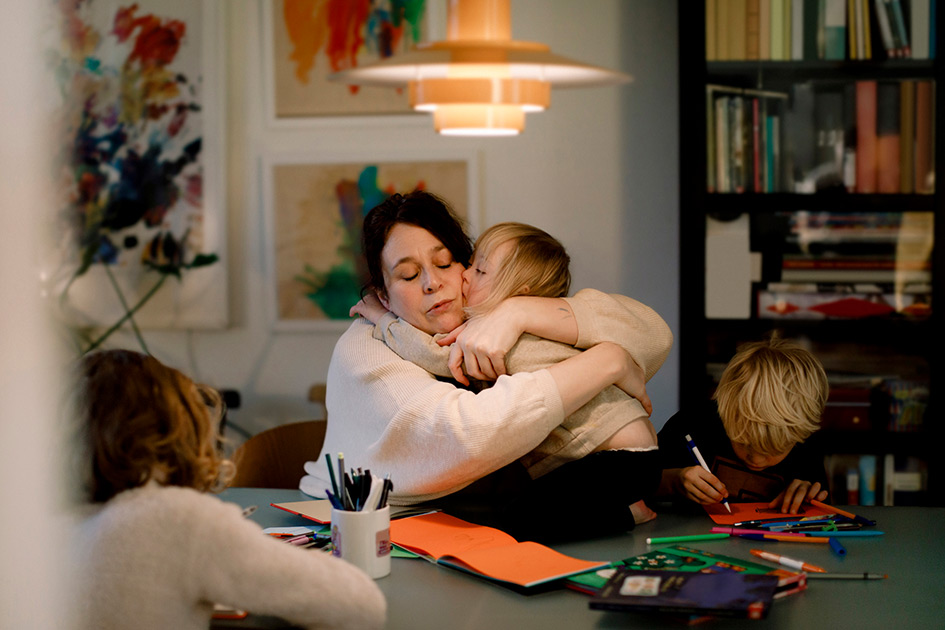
[
  {"left": 712, "top": 527, "right": 807, "bottom": 537},
  {"left": 685, "top": 434, "right": 731, "bottom": 513},
  {"left": 646, "top": 533, "right": 730, "bottom": 545},
  {"left": 829, "top": 537, "right": 847, "bottom": 557},
  {"left": 741, "top": 533, "right": 830, "bottom": 544},
  {"left": 805, "top": 572, "right": 888, "bottom": 580},
  {"left": 750, "top": 549, "right": 827, "bottom": 573}
]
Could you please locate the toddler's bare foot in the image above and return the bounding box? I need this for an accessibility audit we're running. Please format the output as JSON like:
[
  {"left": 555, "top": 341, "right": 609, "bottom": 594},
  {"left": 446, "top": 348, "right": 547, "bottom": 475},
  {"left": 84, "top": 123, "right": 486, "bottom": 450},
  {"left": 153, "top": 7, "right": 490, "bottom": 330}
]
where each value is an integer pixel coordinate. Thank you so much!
[{"left": 630, "top": 500, "right": 658, "bottom": 525}]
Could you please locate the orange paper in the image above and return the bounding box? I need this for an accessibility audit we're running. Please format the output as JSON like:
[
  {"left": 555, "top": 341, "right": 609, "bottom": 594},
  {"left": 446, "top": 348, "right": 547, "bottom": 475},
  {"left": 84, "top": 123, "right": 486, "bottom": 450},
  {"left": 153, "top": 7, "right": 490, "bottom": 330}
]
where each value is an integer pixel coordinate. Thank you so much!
[
  {"left": 389, "top": 512, "right": 607, "bottom": 589},
  {"left": 703, "top": 502, "right": 834, "bottom": 525}
]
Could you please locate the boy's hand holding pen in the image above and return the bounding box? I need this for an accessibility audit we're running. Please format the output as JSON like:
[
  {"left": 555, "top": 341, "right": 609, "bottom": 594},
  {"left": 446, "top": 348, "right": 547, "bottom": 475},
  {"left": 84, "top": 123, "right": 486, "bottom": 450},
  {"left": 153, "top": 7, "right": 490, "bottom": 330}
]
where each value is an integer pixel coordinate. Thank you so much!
[
  {"left": 324, "top": 452, "right": 392, "bottom": 512},
  {"left": 683, "top": 434, "right": 731, "bottom": 512}
]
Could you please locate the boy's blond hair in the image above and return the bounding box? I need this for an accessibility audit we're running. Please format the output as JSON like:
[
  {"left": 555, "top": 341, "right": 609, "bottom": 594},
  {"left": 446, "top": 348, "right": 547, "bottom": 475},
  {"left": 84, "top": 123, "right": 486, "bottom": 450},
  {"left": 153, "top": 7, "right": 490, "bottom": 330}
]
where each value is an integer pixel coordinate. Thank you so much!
[
  {"left": 713, "top": 335, "right": 828, "bottom": 456},
  {"left": 464, "top": 222, "right": 571, "bottom": 318}
]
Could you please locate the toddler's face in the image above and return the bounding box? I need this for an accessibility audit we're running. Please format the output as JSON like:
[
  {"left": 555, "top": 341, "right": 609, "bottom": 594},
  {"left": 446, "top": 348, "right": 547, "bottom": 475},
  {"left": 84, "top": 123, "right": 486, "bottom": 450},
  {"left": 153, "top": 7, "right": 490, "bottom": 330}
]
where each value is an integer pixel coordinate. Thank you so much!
[
  {"left": 462, "top": 240, "right": 515, "bottom": 307},
  {"left": 731, "top": 441, "right": 793, "bottom": 471}
]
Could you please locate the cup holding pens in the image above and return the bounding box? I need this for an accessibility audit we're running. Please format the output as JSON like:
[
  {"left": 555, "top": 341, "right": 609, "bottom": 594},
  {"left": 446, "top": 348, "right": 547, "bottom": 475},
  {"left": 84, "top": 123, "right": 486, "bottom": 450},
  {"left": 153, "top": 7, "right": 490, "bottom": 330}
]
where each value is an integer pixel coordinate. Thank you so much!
[{"left": 330, "top": 506, "right": 391, "bottom": 579}]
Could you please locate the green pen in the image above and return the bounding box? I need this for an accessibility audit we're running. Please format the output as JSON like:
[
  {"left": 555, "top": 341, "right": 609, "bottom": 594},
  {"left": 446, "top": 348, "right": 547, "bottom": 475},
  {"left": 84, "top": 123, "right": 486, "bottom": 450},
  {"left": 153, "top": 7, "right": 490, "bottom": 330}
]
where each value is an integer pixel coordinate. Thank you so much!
[{"left": 646, "top": 533, "right": 731, "bottom": 545}]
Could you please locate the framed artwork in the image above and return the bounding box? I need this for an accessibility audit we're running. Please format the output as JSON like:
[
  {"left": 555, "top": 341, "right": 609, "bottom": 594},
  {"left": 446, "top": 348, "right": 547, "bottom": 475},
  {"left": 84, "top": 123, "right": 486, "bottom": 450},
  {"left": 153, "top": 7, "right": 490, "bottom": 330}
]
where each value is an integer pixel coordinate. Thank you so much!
[
  {"left": 262, "top": 0, "right": 438, "bottom": 123},
  {"left": 261, "top": 151, "right": 478, "bottom": 330},
  {"left": 46, "top": 0, "right": 227, "bottom": 332}
]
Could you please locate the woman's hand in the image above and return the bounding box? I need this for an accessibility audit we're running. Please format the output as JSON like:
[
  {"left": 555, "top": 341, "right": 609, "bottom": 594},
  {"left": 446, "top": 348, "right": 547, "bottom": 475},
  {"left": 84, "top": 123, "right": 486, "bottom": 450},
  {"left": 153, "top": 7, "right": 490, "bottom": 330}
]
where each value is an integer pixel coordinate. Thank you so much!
[
  {"left": 612, "top": 351, "right": 653, "bottom": 416},
  {"left": 349, "top": 293, "right": 390, "bottom": 324},
  {"left": 672, "top": 466, "right": 730, "bottom": 505},
  {"left": 436, "top": 300, "right": 528, "bottom": 382},
  {"left": 769, "top": 479, "right": 828, "bottom": 514}
]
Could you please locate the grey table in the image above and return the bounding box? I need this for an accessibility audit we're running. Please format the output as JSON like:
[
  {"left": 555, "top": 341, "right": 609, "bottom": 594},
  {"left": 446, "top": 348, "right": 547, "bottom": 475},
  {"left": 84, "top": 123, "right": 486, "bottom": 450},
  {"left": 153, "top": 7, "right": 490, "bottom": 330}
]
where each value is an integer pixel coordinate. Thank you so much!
[{"left": 219, "top": 488, "right": 945, "bottom": 629}]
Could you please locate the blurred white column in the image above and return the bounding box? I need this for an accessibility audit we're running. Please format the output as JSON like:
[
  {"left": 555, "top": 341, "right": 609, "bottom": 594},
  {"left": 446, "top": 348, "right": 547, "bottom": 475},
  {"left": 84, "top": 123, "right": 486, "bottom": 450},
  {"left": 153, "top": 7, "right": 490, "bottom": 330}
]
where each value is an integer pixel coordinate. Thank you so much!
[{"left": 0, "top": 2, "right": 71, "bottom": 629}]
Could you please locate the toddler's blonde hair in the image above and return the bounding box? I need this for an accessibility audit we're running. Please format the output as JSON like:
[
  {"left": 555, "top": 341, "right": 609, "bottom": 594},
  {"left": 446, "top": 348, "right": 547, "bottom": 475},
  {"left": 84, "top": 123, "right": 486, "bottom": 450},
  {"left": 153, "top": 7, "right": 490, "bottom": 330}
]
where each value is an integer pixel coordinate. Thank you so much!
[
  {"left": 464, "top": 222, "right": 571, "bottom": 318},
  {"left": 714, "top": 334, "right": 828, "bottom": 455}
]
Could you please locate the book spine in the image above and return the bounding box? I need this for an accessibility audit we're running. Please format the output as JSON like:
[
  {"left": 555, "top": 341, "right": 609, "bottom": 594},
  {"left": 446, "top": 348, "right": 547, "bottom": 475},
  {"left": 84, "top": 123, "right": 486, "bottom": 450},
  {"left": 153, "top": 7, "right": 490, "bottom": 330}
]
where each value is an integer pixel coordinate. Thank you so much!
[
  {"left": 760, "top": 0, "right": 773, "bottom": 58},
  {"left": 748, "top": 0, "right": 762, "bottom": 58},
  {"left": 717, "top": 0, "right": 731, "bottom": 60},
  {"left": 753, "top": 98, "right": 763, "bottom": 191},
  {"left": 911, "top": 0, "right": 931, "bottom": 58},
  {"left": 804, "top": 0, "right": 821, "bottom": 59},
  {"left": 890, "top": 0, "right": 912, "bottom": 57},
  {"left": 876, "top": 81, "right": 901, "bottom": 193},
  {"left": 855, "top": 81, "right": 878, "bottom": 192},
  {"left": 772, "top": 0, "right": 786, "bottom": 58},
  {"left": 732, "top": 0, "right": 749, "bottom": 59},
  {"left": 862, "top": 0, "right": 874, "bottom": 57},
  {"left": 707, "top": 0, "right": 718, "bottom": 60},
  {"left": 899, "top": 80, "right": 916, "bottom": 193},
  {"left": 825, "top": 0, "right": 848, "bottom": 58},
  {"left": 849, "top": 0, "right": 859, "bottom": 57},
  {"left": 785, "top": 0, "right": 795, "bottom": 58},
  {"left": 793, "top": 0, "right": 807, "bottom": 58},
  {"left": 914, "top": 80, "right": 934, "bottom": 193},
  {"left": 707, "top": 89, "right": 717, "bottom": 193},
  {"left": 717, "top": 96, "right": 731, "bottom": 192},
  {"left": 873, "top": 0, "right": 897, "bottom": 56}
]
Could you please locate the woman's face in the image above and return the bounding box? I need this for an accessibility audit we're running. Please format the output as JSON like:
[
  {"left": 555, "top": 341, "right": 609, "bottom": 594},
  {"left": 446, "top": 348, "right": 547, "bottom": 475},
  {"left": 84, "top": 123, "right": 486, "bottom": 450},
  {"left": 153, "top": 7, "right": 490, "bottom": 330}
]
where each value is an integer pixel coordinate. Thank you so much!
[
  {"left": 462, "top": 240, "right": 514, "bottom": 307},
  {"left": 378, "top": 223, "right": 467, "bottom": 334}
]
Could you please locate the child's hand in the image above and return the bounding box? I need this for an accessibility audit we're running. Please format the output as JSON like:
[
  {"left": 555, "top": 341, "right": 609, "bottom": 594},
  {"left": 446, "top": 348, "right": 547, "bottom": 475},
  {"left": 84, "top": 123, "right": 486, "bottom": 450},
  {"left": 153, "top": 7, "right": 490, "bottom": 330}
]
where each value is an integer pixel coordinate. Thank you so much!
[
  {"left": 675, "top": 466, "right": 730, "bottom": 506},
  {"left": 612, "top": 355, "right": 653, "bottom": 416},
  {"left": 349, "top": 293, "right": 389, "bottom": 324},
  {"left": 769, "top": 479, "right": 828, "bottom": 514}
]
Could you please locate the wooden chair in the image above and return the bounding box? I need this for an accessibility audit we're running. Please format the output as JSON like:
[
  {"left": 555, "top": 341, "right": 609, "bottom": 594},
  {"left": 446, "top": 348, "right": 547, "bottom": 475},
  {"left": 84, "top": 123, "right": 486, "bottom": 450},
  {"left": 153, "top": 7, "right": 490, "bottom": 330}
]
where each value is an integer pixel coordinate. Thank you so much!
[{"left": 229, "top": 419, "right": 327, "bottom": 489}]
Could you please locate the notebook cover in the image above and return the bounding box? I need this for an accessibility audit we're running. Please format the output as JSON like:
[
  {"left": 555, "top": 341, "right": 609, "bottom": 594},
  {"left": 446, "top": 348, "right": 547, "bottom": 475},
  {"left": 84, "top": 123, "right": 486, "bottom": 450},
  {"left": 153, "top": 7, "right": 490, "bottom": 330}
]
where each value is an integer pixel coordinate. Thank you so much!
[{"left": 589, "top": 568, "right": 780, "bottom": 620}]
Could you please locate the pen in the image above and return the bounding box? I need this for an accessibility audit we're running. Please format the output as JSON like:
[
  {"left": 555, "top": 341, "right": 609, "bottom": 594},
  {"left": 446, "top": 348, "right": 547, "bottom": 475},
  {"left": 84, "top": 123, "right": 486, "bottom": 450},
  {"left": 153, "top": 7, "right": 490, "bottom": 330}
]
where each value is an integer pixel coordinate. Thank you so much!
[
  {"left": 325, "top": 452, "right": 339, "bottom": 498},
  {"left": 685, "top": 434, "right": 730, "bottom": 513},
  {"left": 646, "top": 533, "right": 730, "bottom": 544},
  {"left": 741, "top": 533, "right": 830, "bottom": 543},
  {"left": 712, "top": 526, "right": 807, "bottom": 537},
  {"left": 750, "top": 549, "right": 827, "bottom": 573},
  {"left": 805, "top": 572, "right": 888, "bottom": 580},
  {"left": 337, "top": 452, "right": 348, "bottom": 510}
]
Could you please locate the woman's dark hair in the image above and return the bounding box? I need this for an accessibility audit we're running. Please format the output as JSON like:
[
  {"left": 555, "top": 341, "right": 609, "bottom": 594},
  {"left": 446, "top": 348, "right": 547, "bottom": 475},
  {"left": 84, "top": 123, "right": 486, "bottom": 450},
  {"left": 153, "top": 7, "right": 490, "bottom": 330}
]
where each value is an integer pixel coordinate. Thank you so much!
[{"left": 361, "top": 191, "right": 473, "bottom": 297}]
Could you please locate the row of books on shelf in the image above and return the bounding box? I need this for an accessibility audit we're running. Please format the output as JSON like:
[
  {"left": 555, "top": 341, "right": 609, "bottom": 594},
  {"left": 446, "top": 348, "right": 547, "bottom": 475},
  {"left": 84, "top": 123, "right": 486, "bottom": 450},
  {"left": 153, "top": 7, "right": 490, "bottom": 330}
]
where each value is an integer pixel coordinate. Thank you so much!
[
  {"left": 826, "top": 453, "right": 927, "bottom": 505},
  {"left": 821, "top": 378, "right": 929, "bottom": 432},
  {"left": 707, "top": 79, "right": 935, "bottom": 193},
  {"left": 757, "top": 281, "right": 931, "bottom": 317},
  {"left": 706, "top": 0, "right": 935, "bottom": 62}
]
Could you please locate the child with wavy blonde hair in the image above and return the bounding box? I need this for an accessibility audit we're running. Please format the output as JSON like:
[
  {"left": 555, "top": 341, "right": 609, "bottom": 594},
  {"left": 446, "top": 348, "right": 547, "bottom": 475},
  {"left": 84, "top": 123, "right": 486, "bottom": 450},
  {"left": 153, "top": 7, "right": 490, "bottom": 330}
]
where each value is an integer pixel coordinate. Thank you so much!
[
  {"left": 351, "top": 222, "right": 670, "bottom": 524},
  {"left": 73, "top": 349, "right": 385, "bottom": 630}
]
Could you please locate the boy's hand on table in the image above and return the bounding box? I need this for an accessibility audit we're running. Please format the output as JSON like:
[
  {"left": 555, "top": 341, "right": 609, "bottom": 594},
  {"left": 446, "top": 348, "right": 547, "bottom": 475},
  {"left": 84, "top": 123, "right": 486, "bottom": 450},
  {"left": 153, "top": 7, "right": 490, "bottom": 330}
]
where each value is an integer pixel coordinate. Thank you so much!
[
  {"left": 676, "top": 466, "right": 730, "bottom": 506},
  {"left": 769, "top": 479, "right": 828, "bottom": 514}
]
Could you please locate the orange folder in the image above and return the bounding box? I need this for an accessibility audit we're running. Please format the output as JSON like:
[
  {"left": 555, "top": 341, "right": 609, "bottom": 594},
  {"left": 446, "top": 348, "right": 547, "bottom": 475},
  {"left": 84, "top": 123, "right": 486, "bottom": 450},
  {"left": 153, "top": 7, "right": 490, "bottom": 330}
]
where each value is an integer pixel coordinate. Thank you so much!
[{"left": 389, "top": 512, "right": 608, "bottom": 590}]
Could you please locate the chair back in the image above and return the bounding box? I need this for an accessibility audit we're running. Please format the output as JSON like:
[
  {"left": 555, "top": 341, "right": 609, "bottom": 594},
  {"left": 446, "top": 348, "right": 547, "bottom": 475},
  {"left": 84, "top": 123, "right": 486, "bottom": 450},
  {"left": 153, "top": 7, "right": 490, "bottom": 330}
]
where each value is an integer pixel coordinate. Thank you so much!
[{"left": 229, "top": 419, "right": 327, "bottom": 489}]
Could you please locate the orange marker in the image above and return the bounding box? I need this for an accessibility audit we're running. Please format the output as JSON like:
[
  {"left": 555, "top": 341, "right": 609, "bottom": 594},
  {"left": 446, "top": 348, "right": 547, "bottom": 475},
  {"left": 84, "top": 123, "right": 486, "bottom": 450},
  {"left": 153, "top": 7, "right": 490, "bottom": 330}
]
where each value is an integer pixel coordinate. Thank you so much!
[{"left": 750, "top": 549, "right": 827, "bottom": 573}]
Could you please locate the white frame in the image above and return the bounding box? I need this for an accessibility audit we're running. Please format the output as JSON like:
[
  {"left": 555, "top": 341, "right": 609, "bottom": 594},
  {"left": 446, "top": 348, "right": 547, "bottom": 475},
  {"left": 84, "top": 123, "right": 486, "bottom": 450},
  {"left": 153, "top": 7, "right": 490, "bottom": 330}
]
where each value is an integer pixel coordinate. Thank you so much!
[
  {"left": 52, "top": 0, "right": 227, "bottom": 330},
  {"left": 260, "top": 148, "right": 480, "bottom": 331},
  {"left": 260, "top": 0, "right": 445, "bottom": 129}
]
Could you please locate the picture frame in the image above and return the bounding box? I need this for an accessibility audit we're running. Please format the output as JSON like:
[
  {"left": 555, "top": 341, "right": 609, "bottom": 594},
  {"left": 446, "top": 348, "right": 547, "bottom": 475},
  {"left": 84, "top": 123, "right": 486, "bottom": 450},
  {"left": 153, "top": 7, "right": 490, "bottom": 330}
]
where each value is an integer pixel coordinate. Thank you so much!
[
  {"left": 260, "top": 150, "right": 480, "bottom": 331},
  {"left": 261, "top": 0, "right": 444, "bottom": 127},
  {"left": 47, "top": 0, "right": 227, "bottom": 331}
]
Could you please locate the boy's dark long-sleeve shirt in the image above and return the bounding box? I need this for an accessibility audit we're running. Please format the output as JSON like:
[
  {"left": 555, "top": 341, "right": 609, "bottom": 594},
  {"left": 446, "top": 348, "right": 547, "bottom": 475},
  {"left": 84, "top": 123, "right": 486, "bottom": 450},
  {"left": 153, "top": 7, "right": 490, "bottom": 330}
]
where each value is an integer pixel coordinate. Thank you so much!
[{"left": 657, "top": 402, "right": 829, "bottom": 502}]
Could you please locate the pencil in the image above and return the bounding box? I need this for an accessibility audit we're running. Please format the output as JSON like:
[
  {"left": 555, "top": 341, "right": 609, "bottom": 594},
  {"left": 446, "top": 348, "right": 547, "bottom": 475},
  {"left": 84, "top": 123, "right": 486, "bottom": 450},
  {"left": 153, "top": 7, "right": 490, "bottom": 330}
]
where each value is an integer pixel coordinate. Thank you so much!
[
  {"left": 325, "top": 452, "right": 339, "bottom": 498},
  {"left": 805, "top": 572, "right": 888, "bottom": 580}
]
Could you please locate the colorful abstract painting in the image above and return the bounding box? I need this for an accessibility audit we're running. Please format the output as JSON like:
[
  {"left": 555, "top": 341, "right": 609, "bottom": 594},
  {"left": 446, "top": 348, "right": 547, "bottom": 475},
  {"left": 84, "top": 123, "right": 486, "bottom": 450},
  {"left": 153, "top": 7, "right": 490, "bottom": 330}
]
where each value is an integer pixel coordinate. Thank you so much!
[
  {"left": 263, "top": 157, "right": 471, "bottom": 328},
  {"left": 47, "top": 0, "right": 226, "bottom": 331},
  {"left": 267, "top": 0, "right": 428, "bottom": 118}
]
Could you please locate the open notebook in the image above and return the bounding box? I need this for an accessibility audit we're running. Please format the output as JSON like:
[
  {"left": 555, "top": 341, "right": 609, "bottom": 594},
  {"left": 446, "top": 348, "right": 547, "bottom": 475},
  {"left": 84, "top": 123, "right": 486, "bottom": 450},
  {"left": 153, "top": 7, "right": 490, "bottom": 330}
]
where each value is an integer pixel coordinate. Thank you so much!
[{"left": 388, "top": 512, "right": 608, "bottom": 591}]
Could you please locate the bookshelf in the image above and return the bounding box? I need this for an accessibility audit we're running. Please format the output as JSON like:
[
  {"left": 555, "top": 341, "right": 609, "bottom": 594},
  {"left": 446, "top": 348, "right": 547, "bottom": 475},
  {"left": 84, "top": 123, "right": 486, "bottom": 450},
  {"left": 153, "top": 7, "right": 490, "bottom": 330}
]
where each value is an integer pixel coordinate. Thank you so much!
[{"left": 679, "top": 0, "right": 944, "bottom": 506}]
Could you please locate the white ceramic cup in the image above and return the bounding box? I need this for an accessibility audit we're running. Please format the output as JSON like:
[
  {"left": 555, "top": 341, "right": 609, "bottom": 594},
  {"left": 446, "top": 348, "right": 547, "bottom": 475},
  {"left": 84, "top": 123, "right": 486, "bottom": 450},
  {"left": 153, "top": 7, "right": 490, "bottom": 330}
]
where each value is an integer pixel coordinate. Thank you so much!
[{"left": 330, "top": 506, "right": 391, "bottom": 579}]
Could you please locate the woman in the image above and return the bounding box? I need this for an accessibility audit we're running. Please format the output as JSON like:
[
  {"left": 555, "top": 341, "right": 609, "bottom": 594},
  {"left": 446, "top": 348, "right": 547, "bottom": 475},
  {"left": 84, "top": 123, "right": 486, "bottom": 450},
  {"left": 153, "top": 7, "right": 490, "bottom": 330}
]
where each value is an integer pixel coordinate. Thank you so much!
[{"left": 301, "top": 192, "right": 673, "bottom": 541}]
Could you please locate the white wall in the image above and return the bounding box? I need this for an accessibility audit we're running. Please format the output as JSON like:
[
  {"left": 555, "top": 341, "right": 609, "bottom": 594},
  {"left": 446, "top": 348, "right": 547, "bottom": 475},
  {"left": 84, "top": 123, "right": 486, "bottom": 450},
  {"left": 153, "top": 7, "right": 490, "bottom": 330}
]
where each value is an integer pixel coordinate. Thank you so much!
[{"left": 109, "top": 0, "right": 681, "bottom": 437}]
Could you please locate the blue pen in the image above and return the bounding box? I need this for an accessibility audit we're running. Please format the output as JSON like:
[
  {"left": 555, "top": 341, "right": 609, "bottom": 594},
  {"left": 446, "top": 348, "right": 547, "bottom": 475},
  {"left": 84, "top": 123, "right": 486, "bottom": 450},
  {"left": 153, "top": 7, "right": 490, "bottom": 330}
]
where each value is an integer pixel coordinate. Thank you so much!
[
  {"left": 685, "top": 434, "right": 731, "bottom": 513},
  {"left": 829, "top": 537, "right": 847, "bottom": 557}
]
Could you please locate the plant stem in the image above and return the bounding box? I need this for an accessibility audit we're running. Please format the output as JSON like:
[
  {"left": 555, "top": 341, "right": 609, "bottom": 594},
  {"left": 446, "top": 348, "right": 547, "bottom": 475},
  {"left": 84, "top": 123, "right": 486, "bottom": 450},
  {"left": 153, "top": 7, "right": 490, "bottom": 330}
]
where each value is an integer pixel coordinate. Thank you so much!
[
  {"left": 103, "top": 263, "right": 150, "bottom": 354},
  {"left": 83, "top": 274, "right": 168, "bottom": 355}
]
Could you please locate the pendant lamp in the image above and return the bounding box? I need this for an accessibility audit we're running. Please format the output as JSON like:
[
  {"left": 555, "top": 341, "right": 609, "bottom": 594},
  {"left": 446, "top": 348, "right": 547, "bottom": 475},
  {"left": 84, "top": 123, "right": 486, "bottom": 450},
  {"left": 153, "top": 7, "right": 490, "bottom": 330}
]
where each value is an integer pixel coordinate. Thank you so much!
[{"left": 328, "top": 0, "right": 631, "bottom": 136}]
